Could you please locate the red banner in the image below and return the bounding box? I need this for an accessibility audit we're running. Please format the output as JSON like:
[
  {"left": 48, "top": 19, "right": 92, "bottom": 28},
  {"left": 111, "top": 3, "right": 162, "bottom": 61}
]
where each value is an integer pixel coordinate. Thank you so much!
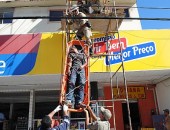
[{"left": 93, "top": 38, "right": 127, "bottom": 54}]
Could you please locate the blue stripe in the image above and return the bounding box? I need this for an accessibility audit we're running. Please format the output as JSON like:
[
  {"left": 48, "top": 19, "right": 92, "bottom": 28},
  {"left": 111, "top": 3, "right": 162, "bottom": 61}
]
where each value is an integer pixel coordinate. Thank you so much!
[{"left": 0, "top": 53, "right": 37, "bottom": 76}]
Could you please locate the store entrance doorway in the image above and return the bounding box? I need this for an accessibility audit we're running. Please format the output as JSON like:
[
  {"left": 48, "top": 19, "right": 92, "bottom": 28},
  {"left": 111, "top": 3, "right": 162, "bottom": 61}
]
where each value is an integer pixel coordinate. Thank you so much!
[{"left": 122, "top": 102, "right": 140, "bottom": 130}]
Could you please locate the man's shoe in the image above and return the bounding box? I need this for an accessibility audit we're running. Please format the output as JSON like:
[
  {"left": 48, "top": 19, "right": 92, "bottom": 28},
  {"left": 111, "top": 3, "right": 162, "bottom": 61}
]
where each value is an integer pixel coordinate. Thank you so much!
[{"left": 78, "top": 102, "right": 86, "bottom": 108}]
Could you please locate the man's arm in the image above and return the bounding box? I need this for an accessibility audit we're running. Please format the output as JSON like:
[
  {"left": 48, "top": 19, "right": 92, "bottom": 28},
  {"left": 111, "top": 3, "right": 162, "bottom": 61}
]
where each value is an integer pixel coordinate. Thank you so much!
[
  {"left": 66, "top": 12, "right": 73, "bottom": 25},
  {"left": 62, "top": 104, "right": 70, "bottom": 124},
  {"left": 84, "top": 108, "right": 98, "bottom": 130},
  {"left": 87, "top": 106, "right": 98, "bottom": 121},
  {"left": 84, "top": 109, "right": 90, "bottom": 126},
  {"left": 52, "top": 104, "right": 70, "bottom": 130},
  {"left": 80, "top": 54, "right": 87, "bottom": 69},
  {"left": 67, "top": 55, "right": 72, "bottom": 75},
  {"left": 48, "top": 105, "right": 62, "bottom": 119},
  {"left": 85, "top": 107, "right": 100, "bottom": 130}
]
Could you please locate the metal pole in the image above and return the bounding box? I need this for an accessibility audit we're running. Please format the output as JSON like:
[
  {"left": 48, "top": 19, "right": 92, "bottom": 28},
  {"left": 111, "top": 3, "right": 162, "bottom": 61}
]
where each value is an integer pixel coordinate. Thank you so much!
[
  {"left": 105, "top": 11, "right": 117, "bottom": 130},
  {"left": 9, "top": 103, "right": 13, "bottom": 120},
  {"left": 28, "top": 90, "right": 35, "bottom": 130},
  {"left": 113, "top": 1, "right": 133, "bottom": 129},
  {"left": 1, "top": 16, "right": 170, "bottom": 21}
]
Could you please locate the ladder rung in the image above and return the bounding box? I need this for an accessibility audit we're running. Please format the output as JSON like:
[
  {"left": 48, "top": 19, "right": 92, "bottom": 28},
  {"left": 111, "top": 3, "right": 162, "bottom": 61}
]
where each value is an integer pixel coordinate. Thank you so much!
[
  {"left": 91, "top": 53, "right": 121, "bottom": 57},
  {"left": 90, "top": 99, "right": 127, "bottom": 102},
  {"left": 107, "top": 31, "right": 119, "bottom": 33}
]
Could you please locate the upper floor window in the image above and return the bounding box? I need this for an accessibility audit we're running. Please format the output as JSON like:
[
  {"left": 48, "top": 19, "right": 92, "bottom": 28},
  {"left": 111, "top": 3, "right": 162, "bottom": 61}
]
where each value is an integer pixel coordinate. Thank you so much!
[
  {"left": 124, "top": 9, "right": 130, "bottom": 17},
  {"left": 0, "top": 8, "right": 14, "bottom": 24},
  {"left": 49, "top": 10, "right": 63, "bottom": 21}
]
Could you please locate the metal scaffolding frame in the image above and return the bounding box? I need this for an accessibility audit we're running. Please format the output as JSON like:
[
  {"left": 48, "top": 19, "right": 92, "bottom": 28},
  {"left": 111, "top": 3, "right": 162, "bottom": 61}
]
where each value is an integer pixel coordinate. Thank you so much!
[{"left": 62, "top": 0, "right": 133, "bottom": 130}]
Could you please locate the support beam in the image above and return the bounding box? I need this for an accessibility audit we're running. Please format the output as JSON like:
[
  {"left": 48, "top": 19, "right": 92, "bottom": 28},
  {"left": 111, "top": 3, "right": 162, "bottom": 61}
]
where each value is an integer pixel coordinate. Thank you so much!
[{"left": 28, "top": 90, "right": 35, "bottom": 130}]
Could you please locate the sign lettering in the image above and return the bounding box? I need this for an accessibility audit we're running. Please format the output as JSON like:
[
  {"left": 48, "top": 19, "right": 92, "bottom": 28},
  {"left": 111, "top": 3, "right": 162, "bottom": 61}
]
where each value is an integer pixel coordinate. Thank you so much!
[
  {"left": 94, "top": 38, "right": 127, "bottom": 54},
  {"left": 106, "top": 42, "right": 156, "bottom": 65},
  {"left": 113, "top": 87, "right": 145, "bottom": 99},
  {"left": 0, "top": 60, "right": 6, "bottom": 74}
]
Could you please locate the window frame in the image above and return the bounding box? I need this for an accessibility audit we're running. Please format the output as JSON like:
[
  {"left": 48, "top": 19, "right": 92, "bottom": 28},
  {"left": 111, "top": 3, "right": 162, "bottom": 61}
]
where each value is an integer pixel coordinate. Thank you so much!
[
  {"left": 49, "top": 9, "right": 64, "bottom": 22},
  {"left": 124, "top": 9, "right": 130, "bottom": 18},
  {"left": 0, "top": 8, "right": 14, "bottom": 24}
]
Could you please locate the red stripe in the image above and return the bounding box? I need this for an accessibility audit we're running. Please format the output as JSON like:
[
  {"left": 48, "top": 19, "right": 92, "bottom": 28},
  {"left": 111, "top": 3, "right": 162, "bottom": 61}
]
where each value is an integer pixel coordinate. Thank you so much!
[{"left": 0, "top": 34, "right": 41, "bottom": 54}]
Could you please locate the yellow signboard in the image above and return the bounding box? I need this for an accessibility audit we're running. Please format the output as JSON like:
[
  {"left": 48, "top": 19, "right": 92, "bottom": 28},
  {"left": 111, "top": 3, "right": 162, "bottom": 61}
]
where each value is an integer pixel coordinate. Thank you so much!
[
  {"left": 113, "top": 87, "right": 145, "bottom": 99},
  {"left": 90, "top": 30, "right": 170, "bottom": 72},
  {"left": 26, "top": 30, "right": 170, "bottom": 74}
]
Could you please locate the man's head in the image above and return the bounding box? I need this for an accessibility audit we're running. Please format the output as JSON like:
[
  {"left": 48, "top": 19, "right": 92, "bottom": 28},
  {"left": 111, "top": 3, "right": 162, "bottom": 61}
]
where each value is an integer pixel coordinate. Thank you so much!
[
  {"left": 77, "top": 0, "right": 83, "bottom": 5},
  {"left": 69, "top": 45, "right": 78, "bottom": 53},
  {"left": 69, "top": 5, "right": 79, "bottom": 15},
  {"left": 163, "top": 109, "right": 169, "bottom": 116},
  {"left": 41, "top": 115, "right": 52, "bottom": 129},
  {"left": 100, "top": 107, "right": 112, "bottom": 121}
]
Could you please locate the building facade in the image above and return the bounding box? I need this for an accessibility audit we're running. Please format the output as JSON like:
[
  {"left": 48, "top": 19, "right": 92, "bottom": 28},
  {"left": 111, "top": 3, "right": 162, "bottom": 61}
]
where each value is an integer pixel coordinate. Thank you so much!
[{"left": 0, "top": 0, "right": 170, "bottom": 130}]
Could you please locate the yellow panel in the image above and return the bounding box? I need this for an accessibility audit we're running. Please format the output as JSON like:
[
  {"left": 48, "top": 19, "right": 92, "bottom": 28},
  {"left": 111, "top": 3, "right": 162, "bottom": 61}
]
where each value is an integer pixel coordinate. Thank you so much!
[
  {"left": 90, "top": 30, "right": 170, "bottom": 72},
  {"left": 27, "top": 30, "right": 170, "bottom": 74},
  {"left": 28, "top": 32, "right": 66, "bottom": 74}
]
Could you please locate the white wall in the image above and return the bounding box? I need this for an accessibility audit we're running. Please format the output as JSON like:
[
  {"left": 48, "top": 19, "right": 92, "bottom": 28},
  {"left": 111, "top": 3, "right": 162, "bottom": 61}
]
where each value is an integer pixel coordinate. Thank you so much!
[
  {"left": 0, "top": 6, "right": 65, "bottom": 35},
  {"left": 156, "top": 77, "right": 170, "bottom": 114},
  {"left": 119, "top": 4, "right": 142, "bottom": 30},
  {"left": 0, "top": 4, "right": 142, "bottom": 35}
]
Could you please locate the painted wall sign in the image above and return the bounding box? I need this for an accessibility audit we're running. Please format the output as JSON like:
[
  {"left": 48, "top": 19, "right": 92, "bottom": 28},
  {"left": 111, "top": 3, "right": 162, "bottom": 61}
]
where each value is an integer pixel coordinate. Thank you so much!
[
  {"left": 93, "top": 38, "right": 127, "bottom": 54},
  {"left": 93, "top": 35, "right": 114, "bottom": 43},
  {"left": 113, "top": 87, "right": 145, "bottom": 99},
  {"left": 105, "top": 41, "right": 156, "bottom": 65},
  {"left": 0, "top": 30, "right": 170, "bottom": 75},
  {"left": 0, "top": 34, "right": 41, "bottom": 75}
]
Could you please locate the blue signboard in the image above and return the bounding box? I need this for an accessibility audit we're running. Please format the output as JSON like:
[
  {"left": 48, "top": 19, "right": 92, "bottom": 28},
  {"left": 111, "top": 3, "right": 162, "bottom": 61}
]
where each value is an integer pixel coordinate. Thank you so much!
[{"left": 105, "top": 42, "right": 156, "bottom": 65}]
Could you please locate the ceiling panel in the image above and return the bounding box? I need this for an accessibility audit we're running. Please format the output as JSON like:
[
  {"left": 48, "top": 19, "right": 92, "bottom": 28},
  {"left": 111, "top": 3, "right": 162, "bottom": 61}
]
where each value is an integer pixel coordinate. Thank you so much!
[{"left": 0, "top": 70, "right": 170, "bottom": 91}]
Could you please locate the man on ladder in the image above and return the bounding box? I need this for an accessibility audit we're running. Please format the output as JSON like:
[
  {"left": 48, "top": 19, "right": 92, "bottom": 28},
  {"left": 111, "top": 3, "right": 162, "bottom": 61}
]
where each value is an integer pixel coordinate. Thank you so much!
[
  {"left": 84, "top": 106, "right": 112, "bottom": 130},
  {"left": 67, "top": 4, "right": 93, "bottom": 55}
]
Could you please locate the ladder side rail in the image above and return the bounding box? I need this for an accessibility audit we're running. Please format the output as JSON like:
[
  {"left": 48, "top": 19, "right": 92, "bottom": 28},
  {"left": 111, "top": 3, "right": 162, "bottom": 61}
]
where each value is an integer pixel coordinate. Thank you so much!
[{"left": 113, "top": 1, "right": 133, "bottom": 130}]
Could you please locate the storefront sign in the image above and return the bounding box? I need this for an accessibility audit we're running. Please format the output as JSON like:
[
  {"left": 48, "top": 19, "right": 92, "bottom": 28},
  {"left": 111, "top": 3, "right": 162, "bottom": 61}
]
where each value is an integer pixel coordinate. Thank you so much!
[
  {"left": 113, "top": 87, "right": 145, "bottom": 99},
  {"left": 106, "top": 42, "right": 156, "bottom": 65},
  {"left": 0, "top": 34, "right": 41, "bottom": 76},
  {"left": 0, "top": 60, "right": 6, "bottom": 74},
  {"left": 93, "top": 38, "right": 127, "bottom": 54},
  {"left": 1, "top": 30, "right": 170, "bottom": 76},
  {"left": 93, "top": 35, "right": 114, "bottom": 43}
]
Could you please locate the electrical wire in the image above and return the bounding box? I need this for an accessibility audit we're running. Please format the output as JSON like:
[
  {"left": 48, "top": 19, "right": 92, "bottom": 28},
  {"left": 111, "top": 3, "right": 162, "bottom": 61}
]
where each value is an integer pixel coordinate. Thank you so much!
[
  {"left": 1, "top": 4, "right": 170, "bottom": 10},
  {"left": 2, "top": 16, "right": 170, "bottom": 21}
]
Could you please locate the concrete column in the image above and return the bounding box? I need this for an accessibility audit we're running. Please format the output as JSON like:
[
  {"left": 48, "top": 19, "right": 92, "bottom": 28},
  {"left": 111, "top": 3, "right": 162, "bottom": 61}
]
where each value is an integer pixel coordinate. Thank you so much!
[
  {"left": 9, "top": 103, "right": 13, "bottom": 119},
  {"left": 28, "top": 90, "right": 35, "bottom": 130}
]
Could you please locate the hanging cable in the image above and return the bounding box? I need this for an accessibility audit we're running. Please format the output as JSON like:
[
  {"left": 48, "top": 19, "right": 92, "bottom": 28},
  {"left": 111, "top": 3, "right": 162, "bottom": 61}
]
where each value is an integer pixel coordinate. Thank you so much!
[
  {"left": 1, "top": 3, "right": 170, "bottom": 10},
  {"left": 2, "top": 16, "right": 170, "bottom": 21}
]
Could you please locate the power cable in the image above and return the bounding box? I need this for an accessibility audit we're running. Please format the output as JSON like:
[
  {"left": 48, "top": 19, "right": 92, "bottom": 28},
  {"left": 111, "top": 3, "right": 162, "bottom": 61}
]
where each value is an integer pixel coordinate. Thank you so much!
[
  {"left": 2, "top": 16, "right": 170, "bottom": 21},
  {"left": 1, "top": 4, "right": 170, "bottom": 10}
]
